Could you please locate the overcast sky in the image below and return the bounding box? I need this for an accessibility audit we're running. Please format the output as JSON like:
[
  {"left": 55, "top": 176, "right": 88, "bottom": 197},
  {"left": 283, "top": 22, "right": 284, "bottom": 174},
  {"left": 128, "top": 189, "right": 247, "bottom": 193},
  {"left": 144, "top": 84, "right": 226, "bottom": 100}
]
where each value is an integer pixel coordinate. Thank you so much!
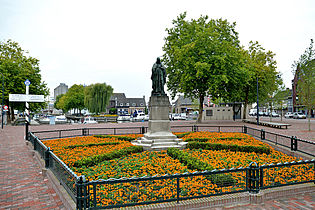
[{"left": 1, "top": 0, "right": 314, "bottom": 101}]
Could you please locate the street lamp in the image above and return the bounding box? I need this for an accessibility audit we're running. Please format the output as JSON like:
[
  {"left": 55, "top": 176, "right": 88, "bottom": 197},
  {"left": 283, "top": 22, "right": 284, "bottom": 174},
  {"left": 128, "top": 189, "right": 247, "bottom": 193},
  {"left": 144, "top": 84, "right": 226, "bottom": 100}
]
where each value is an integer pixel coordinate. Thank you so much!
[
  {"left": 0, "top": 72, "right": 4, "bottom": 129},
  {"left": 256, "top": 77, "right": 259, "bottom": 125}
]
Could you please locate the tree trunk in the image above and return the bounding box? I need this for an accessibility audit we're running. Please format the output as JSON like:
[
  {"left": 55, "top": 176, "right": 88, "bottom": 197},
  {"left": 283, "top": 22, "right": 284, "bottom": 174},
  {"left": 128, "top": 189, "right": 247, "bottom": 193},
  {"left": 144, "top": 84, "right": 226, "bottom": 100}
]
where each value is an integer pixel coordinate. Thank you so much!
[
  {"left": 243, "top": 87, "right": 249, "bottom": 119},
  {"left": 269, "top": 102, "right": 272, "bottom": 122},
  {"left": 197, "top": 94, "right": 204, "bottom": 124}
]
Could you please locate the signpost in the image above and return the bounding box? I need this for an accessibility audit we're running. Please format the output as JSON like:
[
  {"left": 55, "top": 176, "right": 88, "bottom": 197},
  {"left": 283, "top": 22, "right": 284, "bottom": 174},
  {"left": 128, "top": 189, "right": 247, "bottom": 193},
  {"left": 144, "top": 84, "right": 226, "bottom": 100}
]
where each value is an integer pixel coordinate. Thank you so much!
[{"left": 8, "top": 79, "right": 45, "bottom": 140}]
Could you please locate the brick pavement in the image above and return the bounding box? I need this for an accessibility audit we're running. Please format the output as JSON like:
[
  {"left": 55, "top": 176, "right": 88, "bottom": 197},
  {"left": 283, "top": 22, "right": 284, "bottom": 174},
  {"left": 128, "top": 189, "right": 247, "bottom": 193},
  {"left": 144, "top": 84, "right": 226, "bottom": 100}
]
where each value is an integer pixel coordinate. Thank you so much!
[
  {"left": 0, "top": 119, "right": 314, "bottom": 209},
  {"left": 0, "top": 126, "right": 65, "bottom": 209}
]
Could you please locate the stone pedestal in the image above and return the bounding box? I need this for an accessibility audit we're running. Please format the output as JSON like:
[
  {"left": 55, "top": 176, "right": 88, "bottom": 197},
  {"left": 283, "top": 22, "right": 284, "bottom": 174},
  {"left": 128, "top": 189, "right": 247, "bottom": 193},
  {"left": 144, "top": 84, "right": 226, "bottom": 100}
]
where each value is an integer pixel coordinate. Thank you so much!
[{"left": 132, "top": 95, "right": 187, "bottom": 151}]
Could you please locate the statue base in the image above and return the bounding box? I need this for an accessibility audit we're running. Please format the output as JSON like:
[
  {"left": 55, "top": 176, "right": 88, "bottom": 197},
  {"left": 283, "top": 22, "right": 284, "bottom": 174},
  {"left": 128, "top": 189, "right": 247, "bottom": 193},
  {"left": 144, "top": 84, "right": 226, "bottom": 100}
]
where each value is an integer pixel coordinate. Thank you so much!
[{"left": 132, "top": 95, "right": 187, "bottom": 151}]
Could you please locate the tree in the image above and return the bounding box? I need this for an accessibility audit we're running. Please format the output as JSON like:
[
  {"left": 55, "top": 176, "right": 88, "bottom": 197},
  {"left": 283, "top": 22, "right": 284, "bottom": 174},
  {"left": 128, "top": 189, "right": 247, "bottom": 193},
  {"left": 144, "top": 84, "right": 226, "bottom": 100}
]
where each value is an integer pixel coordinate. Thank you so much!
[
  {"left": 54, "top": 94, "right": 64, "bottom": 110},
  {"left": 64, "top": 84, "right": 85, "bottom": 114},
  {"left": 240, "top": 41, "right": 281, "bottom": 119},
  {"left": 292, "top": 39, "right": 315, "bottom": 131},
  {"left": 163, "top": 13, "right": 245, "bottom": 122},
  {"left": 0, "top": 40, "right": 49, "bottom": 121},
  {"left": 273, "top": 87, "right": 291, "bottom": 121},
  {"left": 84, "top": 83, "right": 113, "bottom": 114},
  {"left": 55, "top": 94, "right": 68, "bottom": 113}
]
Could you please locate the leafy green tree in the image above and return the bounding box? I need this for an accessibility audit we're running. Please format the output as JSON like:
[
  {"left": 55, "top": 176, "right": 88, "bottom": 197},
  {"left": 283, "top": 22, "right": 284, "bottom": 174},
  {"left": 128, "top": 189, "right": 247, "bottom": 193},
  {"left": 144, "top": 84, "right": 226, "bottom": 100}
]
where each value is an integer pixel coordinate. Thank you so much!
[
  {"left": 240, "top": 41, "right": 281, "bottom": 119},
  {"left": 163, "top": 13, "right": 245, "bottom": 122},
  {"left": 0, "top": 39, "right": 49, "bottom": 121},
  {"left": 292, "top": 39, "right": 315, "bottom": 131},
  {"left": 54, "top": 94, "right": 64, "bottom": 110},
  {"left": 273, "top": 87, "right": 291, "bottom": 121},
  {"left": 55, "top": 94, "right": 68, "bottom": 113},
  {"left": 64, "top": 84, "right": 85, "bottom": 114},
  {"left": 84, "top": 83, "right": 113, "bottom": 114}
]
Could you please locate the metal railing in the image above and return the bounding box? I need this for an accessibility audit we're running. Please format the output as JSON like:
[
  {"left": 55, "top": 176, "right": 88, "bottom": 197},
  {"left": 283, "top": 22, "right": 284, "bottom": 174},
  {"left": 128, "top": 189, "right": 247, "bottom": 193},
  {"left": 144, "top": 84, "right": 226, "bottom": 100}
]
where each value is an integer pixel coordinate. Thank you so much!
[
  {"left": 75, "top": 160, "right": 314, "bottom": 209},
  {"left": 29, "top": 132, "right": 79, "bottom": 201},
  {"left": 28, "top": 125, "right": 315, "bottom": 209},
  {"left": 245, "top": 126, "right": 315, "bottom": 157}
]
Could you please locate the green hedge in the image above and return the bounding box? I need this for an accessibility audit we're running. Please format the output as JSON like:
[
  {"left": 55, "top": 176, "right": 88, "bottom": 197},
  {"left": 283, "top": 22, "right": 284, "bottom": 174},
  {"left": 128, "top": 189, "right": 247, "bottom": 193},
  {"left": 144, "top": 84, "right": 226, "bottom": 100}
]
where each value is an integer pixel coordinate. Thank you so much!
[
  {"left": 64, "top": 142, "right": 120, "bottom": 149},
  {"left": 187, "top": 141, "right": 270, "bottom": 154},
  {"left": 167, "top": 148, "right": 235, "bottom": 187},
  {"left": 94, "top": 135, "right": 135, "bottom": 142},
  {"left": 175, "top": 132, "right": 192, "bottom": 138},
  {"left": 185, "top": 137, "right": 243, "bottom": 142},
  {"left": 73, "top": 146, "right": 143, "bottom": 168}
]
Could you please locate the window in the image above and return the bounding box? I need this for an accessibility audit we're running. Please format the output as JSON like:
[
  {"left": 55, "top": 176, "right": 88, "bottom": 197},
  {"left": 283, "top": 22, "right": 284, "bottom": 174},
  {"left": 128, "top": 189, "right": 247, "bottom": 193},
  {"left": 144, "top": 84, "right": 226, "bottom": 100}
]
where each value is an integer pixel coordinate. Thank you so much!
[
  {"left": 206, "top": 110, "right": 213, "bottom": 116},
  {"left": 140, "top": 103, "right": 144, "bottom": 106},
  {"left": 217, "top": 109, "right": 220, "bottom": 111},
  {"left": 222, "top": 109, "right": 225, "bottom": 111},
  {"left": 132, "top": 103, "right": 136, "bottom": 106},
  {"left": 120, "top": 103, "right": 123, "bottom": 106},
  {"left": 228, "top": 109, "right": 231, "bottom": 111},
  {"left": 126, "top": 103, "right": 129, "bottom": 106}
]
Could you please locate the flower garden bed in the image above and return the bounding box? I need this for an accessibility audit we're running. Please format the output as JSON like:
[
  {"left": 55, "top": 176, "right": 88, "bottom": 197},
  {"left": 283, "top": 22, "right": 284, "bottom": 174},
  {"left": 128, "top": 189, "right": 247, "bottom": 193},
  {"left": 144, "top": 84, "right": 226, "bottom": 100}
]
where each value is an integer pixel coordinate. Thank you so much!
[{"left": 42, "top": 132, "right": 314, "bottom": 207}]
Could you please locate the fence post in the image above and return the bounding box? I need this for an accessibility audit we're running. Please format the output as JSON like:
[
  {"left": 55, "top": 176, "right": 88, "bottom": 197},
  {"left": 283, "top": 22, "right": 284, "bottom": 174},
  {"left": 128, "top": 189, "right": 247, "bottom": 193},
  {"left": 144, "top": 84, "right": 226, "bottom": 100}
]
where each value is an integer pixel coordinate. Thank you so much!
[
  {"left": 176, "top": 176, "right": 180, "bottom": 203},
  {"left": 34, "top": 137, "right": 37, "bottom": 150},
  {"left": 243, "top": 126, "right": 247, "bottom": 134},
  {"left": 291, "top": 136, "right": 294, "bottom": 151},
  {"left": 45, "top": 147, "right": 50, "bottom": 168},
  {"left": 261, "top": 129, "right": 265, "bottom": 140},
  {"left": 294, "top": 136, "right": 298, "bottom": 151},
  {"left": 76, "top": 176, "right": 89, "bottom": 210},
  {"left": 247, "top": 162, "right": 260, "bottom": 194},
  {"left": 141, "top": 126, "right": 145, "bottom": 134},
  {"left": 82, "top": 128, "right": 87, "bottom": 136}
]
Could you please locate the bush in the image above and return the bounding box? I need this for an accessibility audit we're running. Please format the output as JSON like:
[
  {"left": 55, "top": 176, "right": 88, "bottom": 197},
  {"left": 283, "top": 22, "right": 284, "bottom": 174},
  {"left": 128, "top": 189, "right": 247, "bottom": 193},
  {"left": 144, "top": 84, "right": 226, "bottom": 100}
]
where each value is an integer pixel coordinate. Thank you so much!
[
  {"left": 64, "top": 142, "right": 120, "bottom": 149},
  {"left": 175, "top": 132, "right": 192, "bottom": 138},
  {"left": 187, "top": 141, "right": 270, "bottom": 154},
  {"left": 73, "top": 146, "right": 143, "bottom": 167},
  {"left": 167, "top": 148, "right": 235, "bottom": 186},
  {"left": 94, "top": 135, "right": 135, "bottom": 142}
]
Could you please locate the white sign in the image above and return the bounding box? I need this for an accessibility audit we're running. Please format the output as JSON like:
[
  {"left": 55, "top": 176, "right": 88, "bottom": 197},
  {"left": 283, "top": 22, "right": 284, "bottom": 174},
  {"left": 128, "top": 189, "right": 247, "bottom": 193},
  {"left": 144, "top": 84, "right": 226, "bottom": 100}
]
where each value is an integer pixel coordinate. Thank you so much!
[
  {"left": 9, "top": 94, "right": 45, "bottom": 102},
  {"left": 24, "top": 79, "right": 31, "bottom": 86}
]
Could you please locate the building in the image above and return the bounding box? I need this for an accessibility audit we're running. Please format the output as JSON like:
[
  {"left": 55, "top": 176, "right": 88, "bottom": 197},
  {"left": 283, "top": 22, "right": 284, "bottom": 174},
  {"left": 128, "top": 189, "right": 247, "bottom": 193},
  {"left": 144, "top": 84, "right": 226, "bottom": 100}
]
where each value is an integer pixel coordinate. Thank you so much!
[
  {"left": 54, "top": 83, "right": 68, "bottom": 100},
  {"left": 174, "top": 95, "right": 208, "bottom": 114},
  {"left": 108, "top": 93, "right": 146, "bottom": 115}
]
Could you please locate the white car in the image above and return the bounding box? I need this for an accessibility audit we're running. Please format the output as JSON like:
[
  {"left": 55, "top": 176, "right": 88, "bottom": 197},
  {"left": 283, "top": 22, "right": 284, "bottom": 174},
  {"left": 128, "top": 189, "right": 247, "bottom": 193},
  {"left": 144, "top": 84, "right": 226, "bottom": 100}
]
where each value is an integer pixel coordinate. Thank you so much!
[
  {"left": 271, "top": 112, "right": 279, "bottom": 117},
  {"left": 284, "top": 112, "right": 293, "bottom": 118},
  {"left": 292, "top": 112, "right": 306, "bottom": 119}
]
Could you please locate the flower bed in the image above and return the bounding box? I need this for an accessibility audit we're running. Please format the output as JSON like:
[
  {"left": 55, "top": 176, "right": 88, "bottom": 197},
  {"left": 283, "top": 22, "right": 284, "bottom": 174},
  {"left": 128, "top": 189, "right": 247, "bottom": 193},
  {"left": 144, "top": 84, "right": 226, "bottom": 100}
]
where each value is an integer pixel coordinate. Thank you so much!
[{"left": 42, "top": 132, "right": 314, "bottom": 207}]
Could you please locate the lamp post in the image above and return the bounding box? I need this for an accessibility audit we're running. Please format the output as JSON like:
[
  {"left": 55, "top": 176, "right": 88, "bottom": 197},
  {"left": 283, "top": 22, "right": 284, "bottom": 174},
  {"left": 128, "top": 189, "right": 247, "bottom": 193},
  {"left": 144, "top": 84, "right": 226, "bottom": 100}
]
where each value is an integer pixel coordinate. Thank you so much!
[
  {"left": 256, "top": 77, "right": 259, "bottom": 125},
  {"left": 0, "top": 73, "right": 4, "bottom": 129}
]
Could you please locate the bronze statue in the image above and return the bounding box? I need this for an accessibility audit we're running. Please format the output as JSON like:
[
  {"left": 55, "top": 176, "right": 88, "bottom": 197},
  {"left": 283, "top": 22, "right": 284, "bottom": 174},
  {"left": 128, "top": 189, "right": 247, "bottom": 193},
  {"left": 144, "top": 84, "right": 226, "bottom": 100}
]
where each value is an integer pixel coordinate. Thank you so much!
[{"left": 151, "top": 57, "right": 166, "bottom": 96}]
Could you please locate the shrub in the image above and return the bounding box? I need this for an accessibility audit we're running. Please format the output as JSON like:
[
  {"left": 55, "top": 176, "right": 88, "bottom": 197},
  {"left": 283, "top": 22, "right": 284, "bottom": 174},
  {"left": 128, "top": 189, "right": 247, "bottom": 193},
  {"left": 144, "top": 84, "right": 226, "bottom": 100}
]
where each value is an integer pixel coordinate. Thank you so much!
[
  {"left": 187, "top": 141, "right": 271, "bottom": 154},
  {"left": 167, "top": 148, "right": 235, "bottom": 186},
  {"left": 175, "top": 132, "right": 192, "bottom": 138},
  {"left": 94, "top": 135, "right": 135, "bottom": 142},
  {"left": 64, "top": 142, "right": 120, "bottom": 149},
  {"left": 73, "top": 146, "right": 143, "bottom": 167}
]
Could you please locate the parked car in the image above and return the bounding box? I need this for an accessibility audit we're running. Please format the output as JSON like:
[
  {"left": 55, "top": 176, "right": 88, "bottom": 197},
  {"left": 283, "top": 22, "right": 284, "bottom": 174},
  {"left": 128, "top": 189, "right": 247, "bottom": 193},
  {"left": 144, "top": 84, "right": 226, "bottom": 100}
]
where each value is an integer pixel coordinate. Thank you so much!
[
  {"left": 292, "top": 112, "right": 306, "bottom": 119},
  {"left": 284, "top": 112, "right": 293, "bottom": 118},
  {"left": 263, "top": 111, "right": 269, "bottom": 116},
  {"left": 271, "top": 112, "right": 279, "bottom": 117}
]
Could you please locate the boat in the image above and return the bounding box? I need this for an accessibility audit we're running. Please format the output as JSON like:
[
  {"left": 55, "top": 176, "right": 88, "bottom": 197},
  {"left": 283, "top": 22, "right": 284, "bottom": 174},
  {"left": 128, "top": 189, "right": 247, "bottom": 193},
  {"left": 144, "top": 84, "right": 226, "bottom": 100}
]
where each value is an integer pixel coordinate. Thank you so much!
[
  {"left": 117, "top": 114, "right": 131, "bottom": 121},
  {"left": 55, "top": 115, "right": 68, "bottom": 124},
  {"left": 131, "top": 113, "right": 149, "bottom": 121}
]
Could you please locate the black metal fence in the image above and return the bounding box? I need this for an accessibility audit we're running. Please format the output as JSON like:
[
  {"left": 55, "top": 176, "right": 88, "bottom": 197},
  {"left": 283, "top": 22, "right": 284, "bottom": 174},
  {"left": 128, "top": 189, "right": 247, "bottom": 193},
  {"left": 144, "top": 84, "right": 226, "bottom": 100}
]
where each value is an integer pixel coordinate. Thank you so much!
[
  {"left": 76, "top": 160, "right": 314, "bottom": 209},
  {"left": 28, "top": 125, "right": 315, "bottom": 210},
  {"left": 29, "top": 132, "right": 79, "bottom": 201},
  {"left": 245, "top": 126, "right": 315, "bottom": 157}
]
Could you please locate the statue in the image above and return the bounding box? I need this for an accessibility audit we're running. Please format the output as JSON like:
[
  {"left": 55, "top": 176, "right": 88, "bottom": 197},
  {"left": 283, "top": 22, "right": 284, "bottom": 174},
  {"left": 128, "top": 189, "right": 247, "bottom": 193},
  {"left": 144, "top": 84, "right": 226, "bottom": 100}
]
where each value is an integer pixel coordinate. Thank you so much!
[{"left": 151, "top": 57, "right": 166, "bottom": 96}]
